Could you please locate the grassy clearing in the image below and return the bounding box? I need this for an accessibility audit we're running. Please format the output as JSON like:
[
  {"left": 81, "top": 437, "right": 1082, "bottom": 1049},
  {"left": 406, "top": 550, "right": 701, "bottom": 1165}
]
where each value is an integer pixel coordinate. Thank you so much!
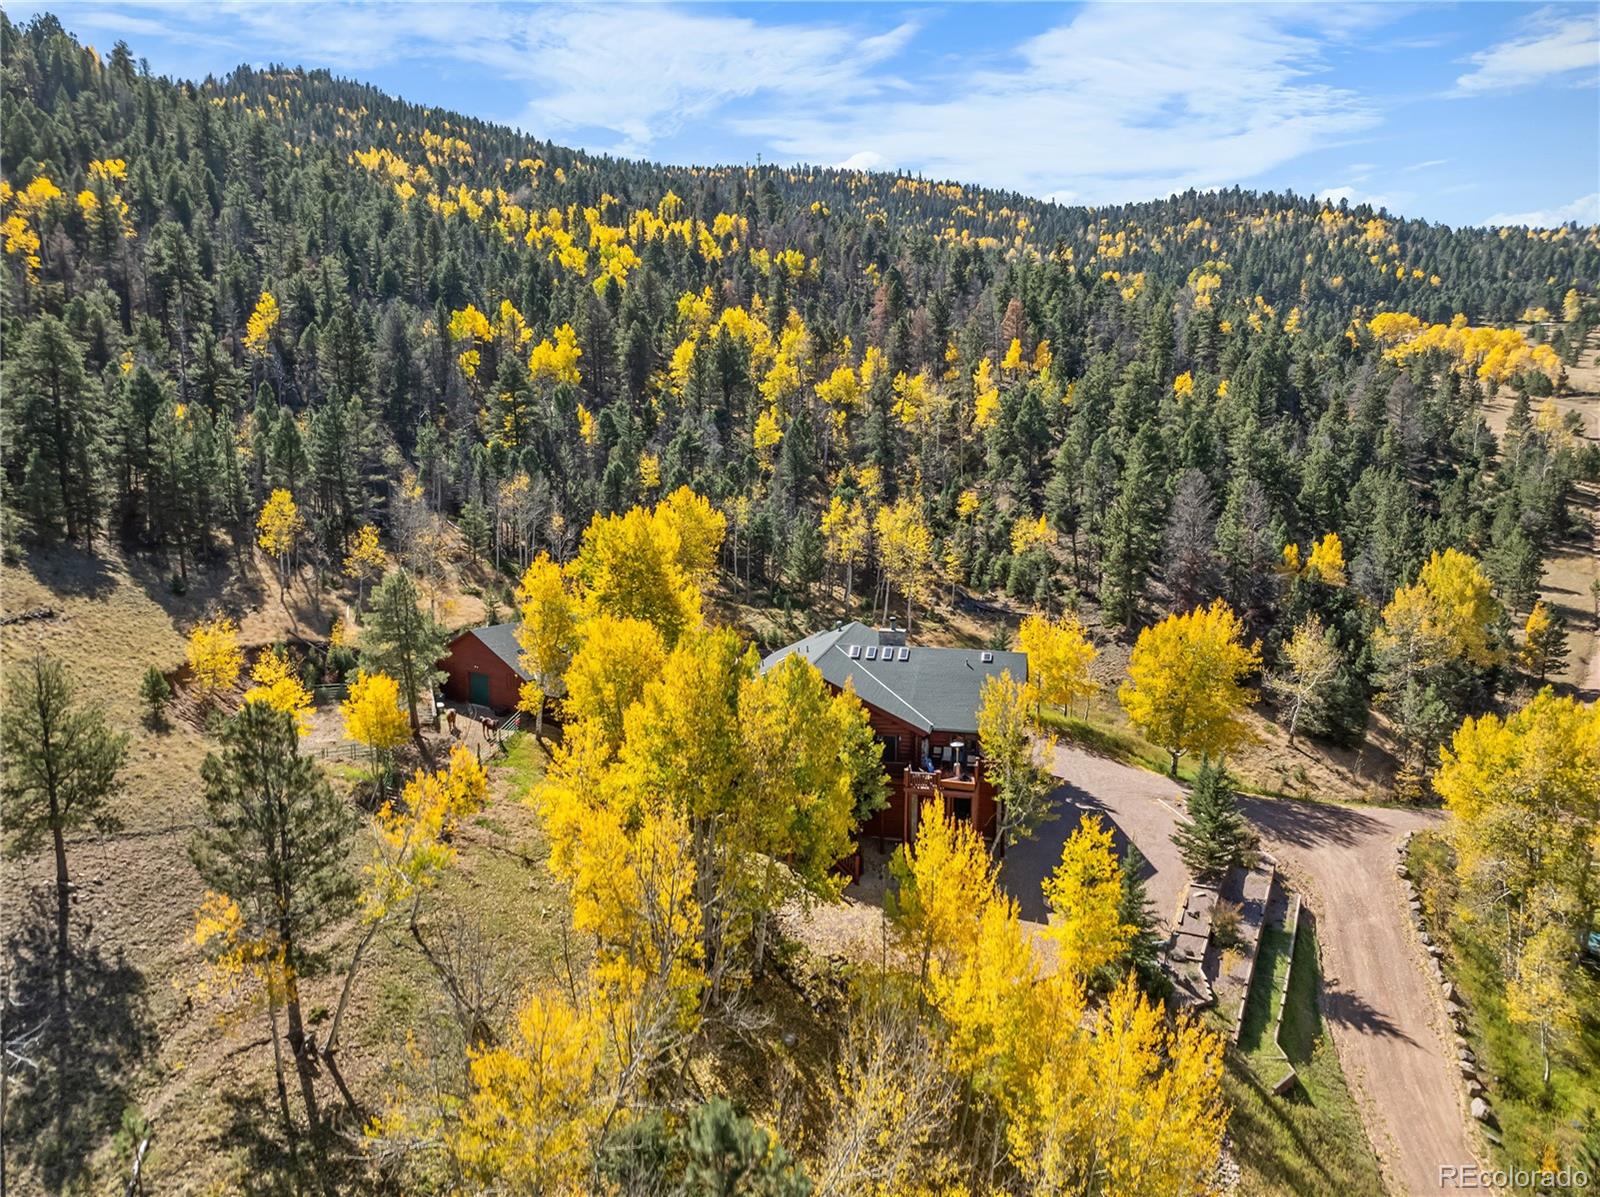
[
  {"left": 1408, "top": 832, "right": 1600, "bottom": 1186},
  {"left": 1036, "top": 702, "right": 1387, "bottom": 806},
  {"left": 1237, "top": 925, "right": 1295, "bottom": 1069},
  {"left": 0, "top": 544, "right": 577, "bottom": 1193},
  {"left": 1224, "top": 920, "right": 1386, "bottom": 1196}
]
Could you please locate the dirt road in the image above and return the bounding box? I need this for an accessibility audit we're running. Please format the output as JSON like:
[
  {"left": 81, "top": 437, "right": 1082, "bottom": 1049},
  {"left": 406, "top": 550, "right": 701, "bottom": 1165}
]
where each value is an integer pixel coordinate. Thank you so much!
[
  {"left": 1045, "top": 744, "right": 1479, "bottom": 1195},
  {"left": 1238, "top": 794, "right": 1479, "bottom": 1195}
]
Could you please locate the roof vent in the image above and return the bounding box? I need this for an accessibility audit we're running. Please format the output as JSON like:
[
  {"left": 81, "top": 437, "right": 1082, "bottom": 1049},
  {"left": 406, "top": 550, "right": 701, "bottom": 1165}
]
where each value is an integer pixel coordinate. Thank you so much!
[
  {"left": 981, "top": 651, "right": 994, "bottom": 663},
  {"left": 866, "top": 646, "right": 878, "bottom": 660},
  {"left": 848, "top": 644, "right": 862, "bottom": 659},
  {"left": 898, "top": 647, "right": 910, "bottom": 661}
]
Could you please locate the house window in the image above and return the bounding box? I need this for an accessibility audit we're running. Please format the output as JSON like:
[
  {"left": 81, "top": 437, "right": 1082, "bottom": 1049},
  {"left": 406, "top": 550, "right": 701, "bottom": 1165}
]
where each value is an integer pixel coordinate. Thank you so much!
[{"left": 878, "top": 733, "right": 902, "bottom": 762}]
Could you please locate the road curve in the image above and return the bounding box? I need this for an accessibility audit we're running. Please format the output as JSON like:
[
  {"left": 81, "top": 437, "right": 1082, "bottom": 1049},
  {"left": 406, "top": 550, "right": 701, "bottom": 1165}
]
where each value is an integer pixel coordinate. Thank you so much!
[
  {"left": 1043, "top": 744, "right": 1481, "bottom": 1196},
  {"left": 1239, "top": 793, "right": 1481, "bottom": 1195}
]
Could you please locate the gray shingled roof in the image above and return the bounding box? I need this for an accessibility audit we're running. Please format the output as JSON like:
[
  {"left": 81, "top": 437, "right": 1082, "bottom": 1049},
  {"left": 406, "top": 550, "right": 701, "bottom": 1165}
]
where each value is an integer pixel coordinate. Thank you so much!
[
  {"left": 457, "top": 623, "right": 530, "bottom": 680},
  {"left": 762, "top": 622, "right": 1027, "bottom": 734}
]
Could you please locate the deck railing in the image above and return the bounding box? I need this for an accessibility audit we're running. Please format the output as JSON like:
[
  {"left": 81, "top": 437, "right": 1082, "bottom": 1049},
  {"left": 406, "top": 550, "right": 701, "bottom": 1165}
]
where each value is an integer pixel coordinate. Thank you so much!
[{"left": 902, "top": 758, "right": 987, "bottom": 796}]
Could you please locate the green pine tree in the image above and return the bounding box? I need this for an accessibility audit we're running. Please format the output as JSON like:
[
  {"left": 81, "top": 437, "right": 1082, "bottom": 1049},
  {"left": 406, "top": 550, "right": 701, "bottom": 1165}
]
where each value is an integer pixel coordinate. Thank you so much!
[
  {"left": 363, "top": 568, "right": 450, "bottom": 733},
  {"left": 1103, "top": 844, "right": 1170, "bottom": 998},
  {"left": 1100, "top": 425, "right": 1166, "bottom": 627},
  {"left": 1, "top": 654, "right": 129, "bottom": 1156},
  {"left": 189, "top": 702, "right": 355, "bottom": 1134},
  {"left": 678, "top": 1098, "right": 812, "bottom": 1197},
  {"left": 1172, "top": 761, "right": 1254, "bottom": 882},
  {"left": 139, "top": 665, "right": 172, "bottom": 726}
]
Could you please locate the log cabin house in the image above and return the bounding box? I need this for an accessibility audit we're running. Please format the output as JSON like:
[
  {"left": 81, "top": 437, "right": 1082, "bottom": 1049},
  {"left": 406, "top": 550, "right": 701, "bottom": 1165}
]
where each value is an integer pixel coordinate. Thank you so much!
[{"left": 762, "top": 620, "right": 1028, "bottom": 847}]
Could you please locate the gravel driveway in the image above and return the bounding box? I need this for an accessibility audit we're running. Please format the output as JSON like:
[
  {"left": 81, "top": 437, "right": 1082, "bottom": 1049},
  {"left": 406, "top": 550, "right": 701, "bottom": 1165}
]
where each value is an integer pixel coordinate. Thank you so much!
[{"left": 1042, "top": 743, "right": 1482, "bottom": 1195}]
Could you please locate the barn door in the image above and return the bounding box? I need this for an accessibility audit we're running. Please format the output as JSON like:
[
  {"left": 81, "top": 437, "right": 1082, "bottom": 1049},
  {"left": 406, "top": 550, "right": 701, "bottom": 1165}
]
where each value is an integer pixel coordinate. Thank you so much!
[{"left": 469, "top": 672, "right": 490, "bottom": 706}]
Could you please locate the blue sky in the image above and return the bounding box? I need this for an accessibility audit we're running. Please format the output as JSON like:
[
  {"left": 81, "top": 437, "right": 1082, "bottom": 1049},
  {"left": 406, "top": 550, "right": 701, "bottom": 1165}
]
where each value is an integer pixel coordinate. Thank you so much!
[{"left": 17, "top": 2, "right": 1600, "bottom": 228}]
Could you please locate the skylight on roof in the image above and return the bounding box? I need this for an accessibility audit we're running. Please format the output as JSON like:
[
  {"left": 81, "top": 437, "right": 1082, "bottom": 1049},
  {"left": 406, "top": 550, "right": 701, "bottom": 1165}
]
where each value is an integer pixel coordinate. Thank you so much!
[
  {"left": 981, "top": 651, "right": 994, "bottom": 663},
  {"left": 848, "top": 644, "right": 862, "bottom": 659},
  {"left": 898, "top": 647, "right": 910, "bottom": 661},
  {"left": 866, "top": 646, "right": 878, "bottom": 660}
]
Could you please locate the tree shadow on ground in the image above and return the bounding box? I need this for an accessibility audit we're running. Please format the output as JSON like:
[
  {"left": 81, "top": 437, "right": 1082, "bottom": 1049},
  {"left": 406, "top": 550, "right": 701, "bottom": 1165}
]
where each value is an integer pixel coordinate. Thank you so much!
[
  {"left": 1237, "top": 794, "right": 1388, "bottom": 851},
  {"left": 213, "top": 1088, "right": 357, "bottom": 1197},
  {"left": 1000, "top": 783, "right": 1149, "bottom": 923},
  {"left": 2, "top": 885, "right": 156, "bottom": 1192},
  {"left": 16, "top": 542, "right": 117, "bottom": 600},
  {"left": 122, "top": 544, "right": 266, "bottom": 627}
]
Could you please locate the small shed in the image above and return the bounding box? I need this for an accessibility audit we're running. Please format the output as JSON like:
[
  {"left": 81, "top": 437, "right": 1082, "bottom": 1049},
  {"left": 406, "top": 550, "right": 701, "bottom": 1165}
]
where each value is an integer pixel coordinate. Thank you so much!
[{"left": 440, "top": 623, "right": 527, "bottom": 712}]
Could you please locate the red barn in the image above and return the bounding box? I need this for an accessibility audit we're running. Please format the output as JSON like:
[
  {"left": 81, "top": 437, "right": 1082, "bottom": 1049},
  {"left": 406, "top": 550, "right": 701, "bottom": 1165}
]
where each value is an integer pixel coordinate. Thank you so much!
[
  {"left": 762, "top": 621, "right": 1028, "bottom": 847},
  {"left": 439, "top": 623, "right": 527, "bottom": 712}
]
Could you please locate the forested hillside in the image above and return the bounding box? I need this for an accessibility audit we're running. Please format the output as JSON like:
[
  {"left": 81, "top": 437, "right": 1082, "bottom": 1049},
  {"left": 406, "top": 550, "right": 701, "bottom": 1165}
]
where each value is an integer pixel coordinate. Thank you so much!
[{"left": 4, "top": 12, "right": 1600, "bottom": 1195}]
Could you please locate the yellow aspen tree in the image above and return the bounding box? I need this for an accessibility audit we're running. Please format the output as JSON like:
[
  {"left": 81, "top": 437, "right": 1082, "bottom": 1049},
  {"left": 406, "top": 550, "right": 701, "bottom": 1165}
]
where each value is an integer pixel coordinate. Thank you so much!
[
  {"left": 257, "top": 488, "right": 303, "bottom": 594},
  {"left": 341, "top": 670, "right": 410, "bottom": 783},
  {"left": 1506, "top": 922, "right": 1586, "bottom": 1085},
  {"left": 889, "top": 813, "right": 1040, "bottom": 1090},
  {"left": 449, "top": 990, "right": 607, "bottom": 1190},
  {"left": 978, "top": 671, "right": 1058, "bottom": 854},
  {"left": 243, "top": 291, "right": 280, "bottom": 359},
  {"left": 1304, "top": 531, "right": 1347, "bottom": 587},
  {"left": 1273, "top": 615, "right": 1343, "bottom": 743},
  {"left": 538, "top": 720, "right": 706, "bottom": 1019},
  {"left": 873, "top": 497, "right": 934, "bottom": 633},
  {"left": 891, "top": 814, "right": 1228, "bottom": 1191},
  {"left": 1020, "top": 977, "right": 1226, "bottom": 1194},
  {"left": 1378, "top": 547, "right": 1502, "bottom": 671},
  {"left": 186, "top": 616, "right": 244, "bottom": 700},
  {"left": 1010, "top": 513, "right": 1054, "bottom": 556},
  {"left": 655, "top": 485, "right": 726, "bottom": 585},
  {"left": 1519, "top": 600, "right": 1569, "bottom": 682},
  {"left": 527, "top": 322, "right": 583, "bottom": 387},
  {"left": 325, "top": 746, "right": 487, "bottom": 1089},
  {"left": 972, "top": 357, "right": 1000, "bottom": 429},
  {"left": 819, "top": 495, "right": 868, "bottom": 603},
  {"left": 1436, "top": 690, "right": 1600, "bottom": 1082},
  {"left": 561, "top": 615, "right": 667, "bottom": 751},
  {"left": 342, "top": 522, "right": 386, "bottom": 610},
  {"left": 566, "top": 490, "right": 723, "bottom": 647},
  {"left": 568, "top": 505, "right": 701, "bottom": 644},
  {"left": 1119, "top": 599, "right": 1262, "bottom": 776},
  {"left": 1000, "top": 336, "right": 1026, "bottom": 375},
  {"left": 736, "top": 657, "right": 885, "bottom": 968},
  {"left": 1435, "top": 690, "right": 1599, "bottom": 973},
  {"left": 514, "top": 552, "right": 578, "bottom": 740},
  {"left": 242, "top": 647, "right": 314, "bottom": 735},
  {"left": 1042, "top": 814, "right": 1133, "bottom": 980},
  {"left": 753, "top": 407, "right": 783, "bottom": 463},
  {"left": 1016, "top": 612, "right": 1098, "bottom": 718},
  {"left": 890, "top": 370, "right": 931, "bottom": 427}
]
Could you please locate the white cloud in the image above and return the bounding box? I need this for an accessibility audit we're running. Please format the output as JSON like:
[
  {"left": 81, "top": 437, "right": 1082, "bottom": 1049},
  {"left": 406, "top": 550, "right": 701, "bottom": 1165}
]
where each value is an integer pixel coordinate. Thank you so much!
[
  {"left": 738, "top": 5, "right": 1385, "bottom": 204},
  {"left": 837, "top": 150, "right": 885, "bottom": 171},
  {"left": 1481, "top": 192, "right": 1600, "bottom": 228},
  {"left": 35, "top": 3, "right": 919, "bottom": 157},
  {"left": 505, "top": 9, "right": 916, "bottom": 155},
  {"left": 1453, "top": 7, "right": 1600, "bottom": 95}
]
